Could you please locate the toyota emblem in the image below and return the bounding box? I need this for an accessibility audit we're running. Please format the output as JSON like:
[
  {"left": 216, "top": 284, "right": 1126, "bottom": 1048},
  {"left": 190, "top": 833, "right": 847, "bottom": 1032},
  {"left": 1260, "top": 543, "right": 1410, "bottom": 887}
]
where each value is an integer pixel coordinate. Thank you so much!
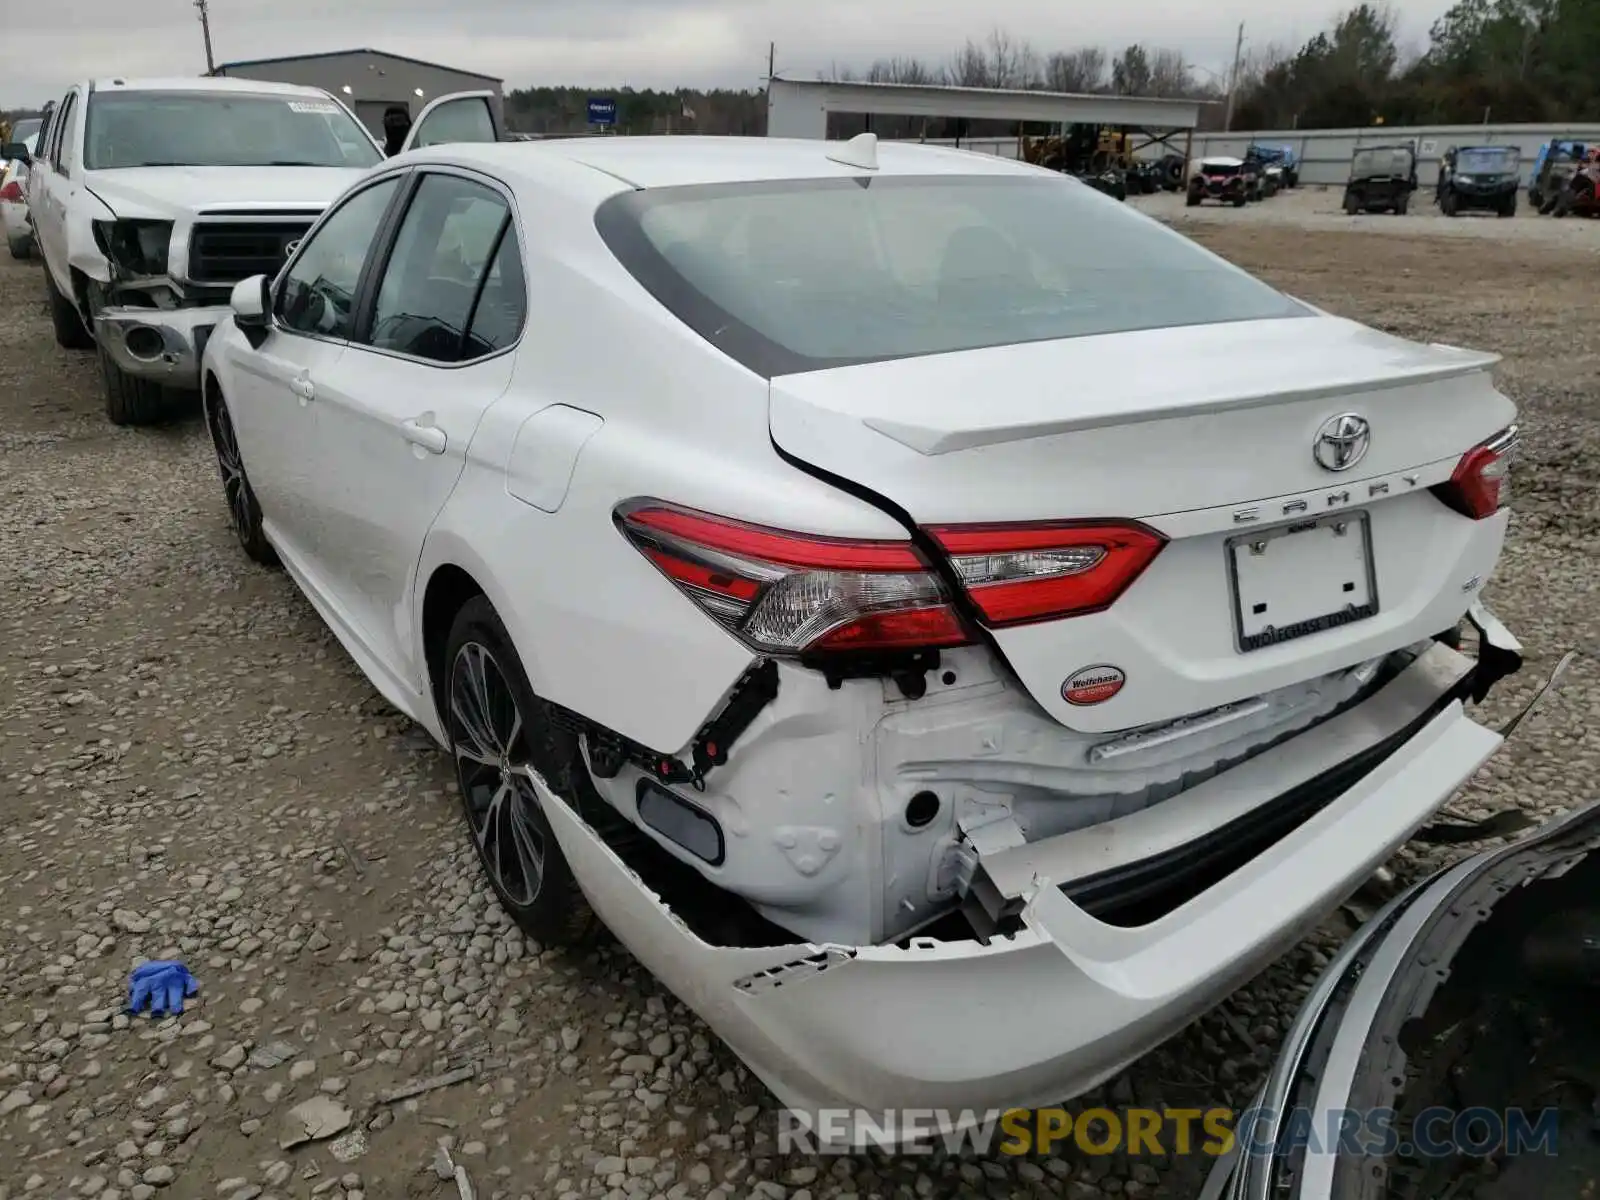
[
  {"left": 1313, "top": 413, "right": 1371, "bottom": 472},
  {"left": 283, "top": 237, "right": 301, "bottom": 257}
]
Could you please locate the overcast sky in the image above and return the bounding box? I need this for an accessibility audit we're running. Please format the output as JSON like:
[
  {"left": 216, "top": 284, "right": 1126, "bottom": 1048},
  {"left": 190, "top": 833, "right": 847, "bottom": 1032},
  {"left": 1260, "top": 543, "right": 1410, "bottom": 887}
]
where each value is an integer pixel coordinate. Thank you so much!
[{"left": 4, "top": 0, "right": 1455, "bottom": 108}]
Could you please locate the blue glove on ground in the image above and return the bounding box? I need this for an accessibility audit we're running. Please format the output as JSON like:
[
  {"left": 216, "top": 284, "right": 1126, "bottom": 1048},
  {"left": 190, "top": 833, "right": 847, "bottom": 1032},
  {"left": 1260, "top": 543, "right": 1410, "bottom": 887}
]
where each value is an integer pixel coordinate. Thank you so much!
[{"left": 126, "top": 960, "right": 198, "bottom": 1017}]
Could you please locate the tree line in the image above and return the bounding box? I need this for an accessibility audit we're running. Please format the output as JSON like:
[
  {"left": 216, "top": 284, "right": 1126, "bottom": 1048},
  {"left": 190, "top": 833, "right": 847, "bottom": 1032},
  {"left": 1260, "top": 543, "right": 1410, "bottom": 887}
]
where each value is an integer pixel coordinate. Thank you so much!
[{"left": 502, "top": 1, "right": 1600, "bottom": 138}]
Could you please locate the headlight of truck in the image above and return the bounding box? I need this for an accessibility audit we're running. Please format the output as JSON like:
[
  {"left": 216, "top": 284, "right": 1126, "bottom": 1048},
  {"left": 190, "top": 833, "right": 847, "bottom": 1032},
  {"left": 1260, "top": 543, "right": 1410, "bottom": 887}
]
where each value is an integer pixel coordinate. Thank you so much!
[{"left": 92, "top": 219, "right": 173, "bottom": 277}]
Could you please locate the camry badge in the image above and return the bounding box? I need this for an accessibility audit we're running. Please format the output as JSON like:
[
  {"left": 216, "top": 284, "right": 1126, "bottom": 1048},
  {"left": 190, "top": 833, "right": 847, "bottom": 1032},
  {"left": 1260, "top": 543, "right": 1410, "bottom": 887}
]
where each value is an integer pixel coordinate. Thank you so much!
[
  {"left": 1313, "top": 413, "right": 1371, "bottom": 472},
  {"left": 1062, "top": 665, "right": 1126, "bottom": 706}
]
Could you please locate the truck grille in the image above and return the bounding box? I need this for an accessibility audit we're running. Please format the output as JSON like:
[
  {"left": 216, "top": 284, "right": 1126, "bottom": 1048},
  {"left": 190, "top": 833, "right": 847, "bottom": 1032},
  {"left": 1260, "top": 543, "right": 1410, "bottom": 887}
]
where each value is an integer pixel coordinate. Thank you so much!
[{"left": 187, "top": 220, "right": 315, "bottom": 285}]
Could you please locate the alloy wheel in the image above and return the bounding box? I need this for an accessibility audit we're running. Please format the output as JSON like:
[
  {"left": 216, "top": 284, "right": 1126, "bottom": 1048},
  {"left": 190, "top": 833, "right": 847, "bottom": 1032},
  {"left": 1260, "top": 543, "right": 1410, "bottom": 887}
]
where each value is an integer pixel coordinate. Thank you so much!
[
  {"left": 209, "top": 401, "right": 255, "bottom": 545},
  {"left": 447, "top": 641, "right": 548, "bottom": 907}
]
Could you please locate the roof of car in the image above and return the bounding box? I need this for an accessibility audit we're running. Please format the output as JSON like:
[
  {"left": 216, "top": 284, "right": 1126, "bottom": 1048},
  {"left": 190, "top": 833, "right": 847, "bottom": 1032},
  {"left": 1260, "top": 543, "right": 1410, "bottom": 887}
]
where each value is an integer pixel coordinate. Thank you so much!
[
  {"left": 83, "top": 76, "right": 335, "bottom": 99},
  {"left": 403, "top": 135, "right": 1048, "bottom": 190}
]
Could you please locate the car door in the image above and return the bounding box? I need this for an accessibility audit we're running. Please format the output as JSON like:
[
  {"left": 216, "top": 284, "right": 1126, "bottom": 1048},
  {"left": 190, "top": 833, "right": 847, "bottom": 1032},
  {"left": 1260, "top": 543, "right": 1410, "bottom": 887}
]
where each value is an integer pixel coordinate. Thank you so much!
[
  {"left": 298, "top": 168, "right": 524, "bottom": 688},
  {"left": 222, "top": 173, "right": 406, "bottom": 572},
  {"left": 34, "top": 89, "right": 79, "bottom": 291},
  {"left": 397, "top": 92, "right": 502, "bottom": 154}
]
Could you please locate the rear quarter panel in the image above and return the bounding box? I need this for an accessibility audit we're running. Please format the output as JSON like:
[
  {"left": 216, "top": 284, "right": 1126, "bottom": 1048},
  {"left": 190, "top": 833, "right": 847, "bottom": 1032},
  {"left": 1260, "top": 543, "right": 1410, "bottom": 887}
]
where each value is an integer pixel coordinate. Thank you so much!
[{"left": 417, "top": 178, "right": 909, "bottom": 753}]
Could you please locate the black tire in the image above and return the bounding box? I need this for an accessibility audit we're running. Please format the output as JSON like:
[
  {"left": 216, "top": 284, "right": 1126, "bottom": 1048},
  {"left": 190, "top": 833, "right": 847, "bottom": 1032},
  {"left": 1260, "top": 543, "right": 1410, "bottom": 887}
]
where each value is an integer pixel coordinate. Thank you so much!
[
  {"left": 1186, "top": 189, "right": 1201, "bottom": 207},
  {"left": 444, "top": 596, "right": 594, "bottom": 948},
  {"left": 7, "top": 235, "right": 30, "bottom": 260},
  {"left": 1285, "top": 169, "right": 1299, "bottom": 188},
  {"left": 204, "top": 385, "right": 278, "bottom": 567},
  {"left": 1529, "top": 189, "right": 1542, "bottom": 210},
  {"left": 1441, "top": 192, "right": 1458, "bottom": 217},
  {"left": 98, "top": 339, "right": 172, "bottom": 426},
  {"left": 1396, "top": 194, "right": 1410, "bottom": 216},
  {"left": 1232, "top": 194, "right": 1246, "bottom": 208},
  {"left": 44, "top": 267, "right": 93, "bottom": 350},
  {"left": 1500, "top": 197, "right": 1516, "bottom": 217}
]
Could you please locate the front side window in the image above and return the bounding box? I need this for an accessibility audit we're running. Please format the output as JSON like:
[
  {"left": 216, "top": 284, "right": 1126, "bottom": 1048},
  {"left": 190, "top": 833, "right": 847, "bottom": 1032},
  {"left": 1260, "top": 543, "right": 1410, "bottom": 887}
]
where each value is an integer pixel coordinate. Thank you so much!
[
  {"left": 596, "top": 174, "right": 1307, "bottom": 377},
  {"left": 51, "top": 93, "right": 78, "bottom": 172},
  {"left": 364, "top": 173, "right": 520, "bottom": 363},
  {"left": 407, "top": 97, "right": 496, "bottom": 150},
  {"left": 277, "top": 177, "right": 400, "bottom": 339},
  {"left": 83, "top": 91, "right": 382, "bottom": 170}
]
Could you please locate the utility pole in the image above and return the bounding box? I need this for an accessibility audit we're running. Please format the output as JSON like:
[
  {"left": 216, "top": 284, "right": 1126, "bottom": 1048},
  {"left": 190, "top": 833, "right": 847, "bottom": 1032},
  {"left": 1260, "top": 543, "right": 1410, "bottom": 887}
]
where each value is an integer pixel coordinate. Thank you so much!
[
  {"left": 195, "top": 0, "right": 217, "bottom": 75},
  {"left": 767, "top": 42, "right": 776, "bottom": 84},
  {"left": 1223, "top": 22, "right": 1244, "bottom": 132}
]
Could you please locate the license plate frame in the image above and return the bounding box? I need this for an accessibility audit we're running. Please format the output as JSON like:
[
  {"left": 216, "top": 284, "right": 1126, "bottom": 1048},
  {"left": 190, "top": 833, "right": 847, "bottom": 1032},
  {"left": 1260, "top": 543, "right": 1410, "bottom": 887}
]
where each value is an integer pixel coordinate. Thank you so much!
[{"left": 1225, "top": 511, "right": 1379, "bottom": 653}]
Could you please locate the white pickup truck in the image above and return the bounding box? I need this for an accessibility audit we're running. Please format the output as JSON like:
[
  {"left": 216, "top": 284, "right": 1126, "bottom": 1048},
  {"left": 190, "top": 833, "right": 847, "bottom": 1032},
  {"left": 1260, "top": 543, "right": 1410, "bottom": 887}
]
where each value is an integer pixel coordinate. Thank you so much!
[{"left": 8, "top": 76, "right": 499, "bottom": 424}]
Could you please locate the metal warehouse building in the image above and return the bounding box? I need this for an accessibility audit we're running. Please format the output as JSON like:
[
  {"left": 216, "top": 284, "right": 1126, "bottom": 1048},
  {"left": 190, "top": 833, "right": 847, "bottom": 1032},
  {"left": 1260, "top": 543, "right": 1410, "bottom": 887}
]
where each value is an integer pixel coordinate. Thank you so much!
[{"left": 213, "top": 48, "right": 504, "bottom": 140}]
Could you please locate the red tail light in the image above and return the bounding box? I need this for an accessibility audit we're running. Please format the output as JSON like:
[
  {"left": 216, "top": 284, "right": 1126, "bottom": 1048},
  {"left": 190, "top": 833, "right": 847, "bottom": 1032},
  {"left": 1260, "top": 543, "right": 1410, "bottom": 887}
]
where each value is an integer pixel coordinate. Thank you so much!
[
  {"left": 925, "top": 521, "right": 1166, "bottom": 627},
  {"left": 617, "top": 502, "right": 970, "bottom": 655},
  {"left": 1433, "top": 425, "right": 1518, "bottom": 520},
  {"left": 0, "top": 181, "right": 22, "bottom": 203}
]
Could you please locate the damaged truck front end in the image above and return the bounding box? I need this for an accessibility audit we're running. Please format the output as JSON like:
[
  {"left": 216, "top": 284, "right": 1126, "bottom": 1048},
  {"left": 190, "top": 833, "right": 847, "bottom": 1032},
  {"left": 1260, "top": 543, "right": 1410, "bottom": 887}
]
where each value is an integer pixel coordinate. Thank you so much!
[{"left": 88, "top": 206, "right": 319, "bottom": 389}]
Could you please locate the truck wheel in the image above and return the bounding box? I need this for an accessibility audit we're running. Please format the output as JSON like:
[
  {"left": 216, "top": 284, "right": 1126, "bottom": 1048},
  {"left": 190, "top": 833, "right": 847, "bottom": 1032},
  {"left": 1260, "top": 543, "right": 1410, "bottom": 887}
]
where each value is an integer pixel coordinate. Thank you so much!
[
  {"left": 7, "top": 235, "right": 31, "bottom": 260},
  {"left": 98, "top": 340, "right": 172, "bottom": 426},
  {"left": 44, "top": 268, "right": 94, "bottom": 350},
  {"left": 1186, "top": 189, "right": 1201, "bottom": 207},
  {"left": 1396, "top": 194, "right": 1410, "bottom": 216},
  {"left": 1343, "top": 193, "right": 1359, "bottom": 215},
  {"left": 1232, "top": 194, "right": 1246, "bottom": 207},
  {"left": 1500, "top": 196, "right": 1517, "bottom": 218},
  {"left": 1442, "top": 193, "right": 1458, "bottom": 217}
]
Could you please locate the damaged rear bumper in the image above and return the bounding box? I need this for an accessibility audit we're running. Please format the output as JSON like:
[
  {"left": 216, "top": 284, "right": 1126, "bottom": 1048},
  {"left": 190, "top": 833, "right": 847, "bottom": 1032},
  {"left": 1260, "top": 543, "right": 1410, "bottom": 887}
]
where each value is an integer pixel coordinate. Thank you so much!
[
  {"left": 534, "top": 617, "right": 1528, "bottom": 1129},
  {"left": 93, "top": 303, "right": 227, "bottom": 389}
]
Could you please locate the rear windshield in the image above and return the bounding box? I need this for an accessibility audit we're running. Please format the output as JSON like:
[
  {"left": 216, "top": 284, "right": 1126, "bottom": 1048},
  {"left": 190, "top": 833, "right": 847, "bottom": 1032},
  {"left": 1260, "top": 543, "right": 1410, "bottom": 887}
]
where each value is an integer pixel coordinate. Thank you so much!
[
  {"left": 595, "top": 174, "right": 1306, "bottom": 377},
  {"left": 83, "top": 91, "right": 382, "bottom": 171}
]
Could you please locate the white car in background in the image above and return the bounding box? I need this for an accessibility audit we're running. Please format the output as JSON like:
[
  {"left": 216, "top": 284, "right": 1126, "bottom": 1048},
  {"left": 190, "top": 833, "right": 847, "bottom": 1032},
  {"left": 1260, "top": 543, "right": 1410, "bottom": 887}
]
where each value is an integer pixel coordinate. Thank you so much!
[
  {"left": 10, "top": 77, "right": 499, "bottom": 424},
  {"left": 1, "top": 122, "right": 42, "bottom": 258},
  {"left": 199, "top": 132, "right": 1550, "bottom": 1128}
]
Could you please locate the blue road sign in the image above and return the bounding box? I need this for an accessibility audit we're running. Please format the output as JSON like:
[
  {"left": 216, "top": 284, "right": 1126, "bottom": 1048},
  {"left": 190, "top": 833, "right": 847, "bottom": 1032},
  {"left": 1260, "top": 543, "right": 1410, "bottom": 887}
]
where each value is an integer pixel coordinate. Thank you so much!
[{"left": 587, "top": 97, "right": 617, "bottom": 127}]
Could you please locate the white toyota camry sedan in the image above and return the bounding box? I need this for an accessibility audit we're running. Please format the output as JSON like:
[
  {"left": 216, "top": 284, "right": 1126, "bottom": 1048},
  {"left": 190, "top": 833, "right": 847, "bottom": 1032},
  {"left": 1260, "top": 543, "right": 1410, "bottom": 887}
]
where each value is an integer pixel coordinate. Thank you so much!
[{"left": 199, "top": 132, "right": 1542, "bottom": 1129}]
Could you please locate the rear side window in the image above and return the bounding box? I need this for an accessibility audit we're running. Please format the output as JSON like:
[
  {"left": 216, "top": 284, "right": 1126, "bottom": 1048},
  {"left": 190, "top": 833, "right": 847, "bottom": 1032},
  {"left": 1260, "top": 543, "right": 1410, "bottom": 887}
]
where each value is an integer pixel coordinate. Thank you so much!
[
  {"left": 596, "top": 174, "right": 1306, "bottom": 378},
  {"left": 364, "top": 173, "right": 521, "bottom": 363}
]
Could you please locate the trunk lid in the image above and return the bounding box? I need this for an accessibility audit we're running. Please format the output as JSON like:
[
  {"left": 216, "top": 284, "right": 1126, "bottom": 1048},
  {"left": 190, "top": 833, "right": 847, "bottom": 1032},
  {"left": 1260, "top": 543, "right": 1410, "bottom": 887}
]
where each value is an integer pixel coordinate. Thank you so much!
[{"left": 769, "top": 315, "right": 1517, "bottom": 733}]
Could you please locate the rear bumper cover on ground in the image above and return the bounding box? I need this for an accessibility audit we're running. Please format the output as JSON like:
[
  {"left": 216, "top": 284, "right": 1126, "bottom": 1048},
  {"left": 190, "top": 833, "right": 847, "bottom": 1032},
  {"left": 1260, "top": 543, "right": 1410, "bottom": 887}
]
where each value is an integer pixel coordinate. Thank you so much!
[
  {"left": 93, "top": 303, "right": 225, "bottom": 388},
  {"left": 535, "top": 616, "right": 1522, "bottom": 1131}
]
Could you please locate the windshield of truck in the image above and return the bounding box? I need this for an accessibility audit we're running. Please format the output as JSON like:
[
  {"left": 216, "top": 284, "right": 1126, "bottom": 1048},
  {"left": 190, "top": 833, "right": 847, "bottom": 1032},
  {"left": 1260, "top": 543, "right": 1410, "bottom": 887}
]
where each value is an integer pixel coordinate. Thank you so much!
[
  {"left": 596, "top": 174, "right": 1308, "bottom": 377},
  {"left": 1202, "top": 162, "right": 1241, "bottom": 177},
  {"left": 1457, "top": 147, "right": 1518, "bottom": 174},
  {"left": 83, "top": 91, "right": 382, "bottom": 170},
  {"left": 1351, "top": 147, "right": 1411, "bottom": 178}
]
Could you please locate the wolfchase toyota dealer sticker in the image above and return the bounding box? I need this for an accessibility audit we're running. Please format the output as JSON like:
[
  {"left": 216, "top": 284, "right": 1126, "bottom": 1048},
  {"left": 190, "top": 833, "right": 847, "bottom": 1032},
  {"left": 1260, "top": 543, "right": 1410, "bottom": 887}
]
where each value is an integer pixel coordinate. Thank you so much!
[{"left": 1061, "top": 665, "right": 1126, "bottom": 706}]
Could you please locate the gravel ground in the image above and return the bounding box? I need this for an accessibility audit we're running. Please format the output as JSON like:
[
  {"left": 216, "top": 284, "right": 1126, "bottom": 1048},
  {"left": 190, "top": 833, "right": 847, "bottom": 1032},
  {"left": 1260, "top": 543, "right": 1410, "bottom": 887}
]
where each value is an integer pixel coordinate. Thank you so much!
[{"left": 0, "top": 216, "right": 1595, "bottom": 1200}]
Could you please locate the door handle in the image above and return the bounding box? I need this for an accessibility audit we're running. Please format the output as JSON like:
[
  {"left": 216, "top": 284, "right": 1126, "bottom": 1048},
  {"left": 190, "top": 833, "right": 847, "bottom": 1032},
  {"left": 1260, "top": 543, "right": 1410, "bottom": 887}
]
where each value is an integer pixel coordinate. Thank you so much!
[
  {"left": 400, "top": 418, "right": 447, "bottom": 455},
  {"left": 289, "top": 376, "right": 314, "bottom": 402}
]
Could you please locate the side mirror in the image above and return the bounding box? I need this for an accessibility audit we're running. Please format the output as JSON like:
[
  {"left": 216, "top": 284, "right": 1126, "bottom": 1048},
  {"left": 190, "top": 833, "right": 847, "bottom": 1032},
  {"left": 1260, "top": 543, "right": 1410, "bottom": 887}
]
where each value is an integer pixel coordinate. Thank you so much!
[
  {"left": 230, "top": 274, "right": 271, "bottom": 349},
  {"left": 1, "top": 142, "right": 30, "bottom": 165}
]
